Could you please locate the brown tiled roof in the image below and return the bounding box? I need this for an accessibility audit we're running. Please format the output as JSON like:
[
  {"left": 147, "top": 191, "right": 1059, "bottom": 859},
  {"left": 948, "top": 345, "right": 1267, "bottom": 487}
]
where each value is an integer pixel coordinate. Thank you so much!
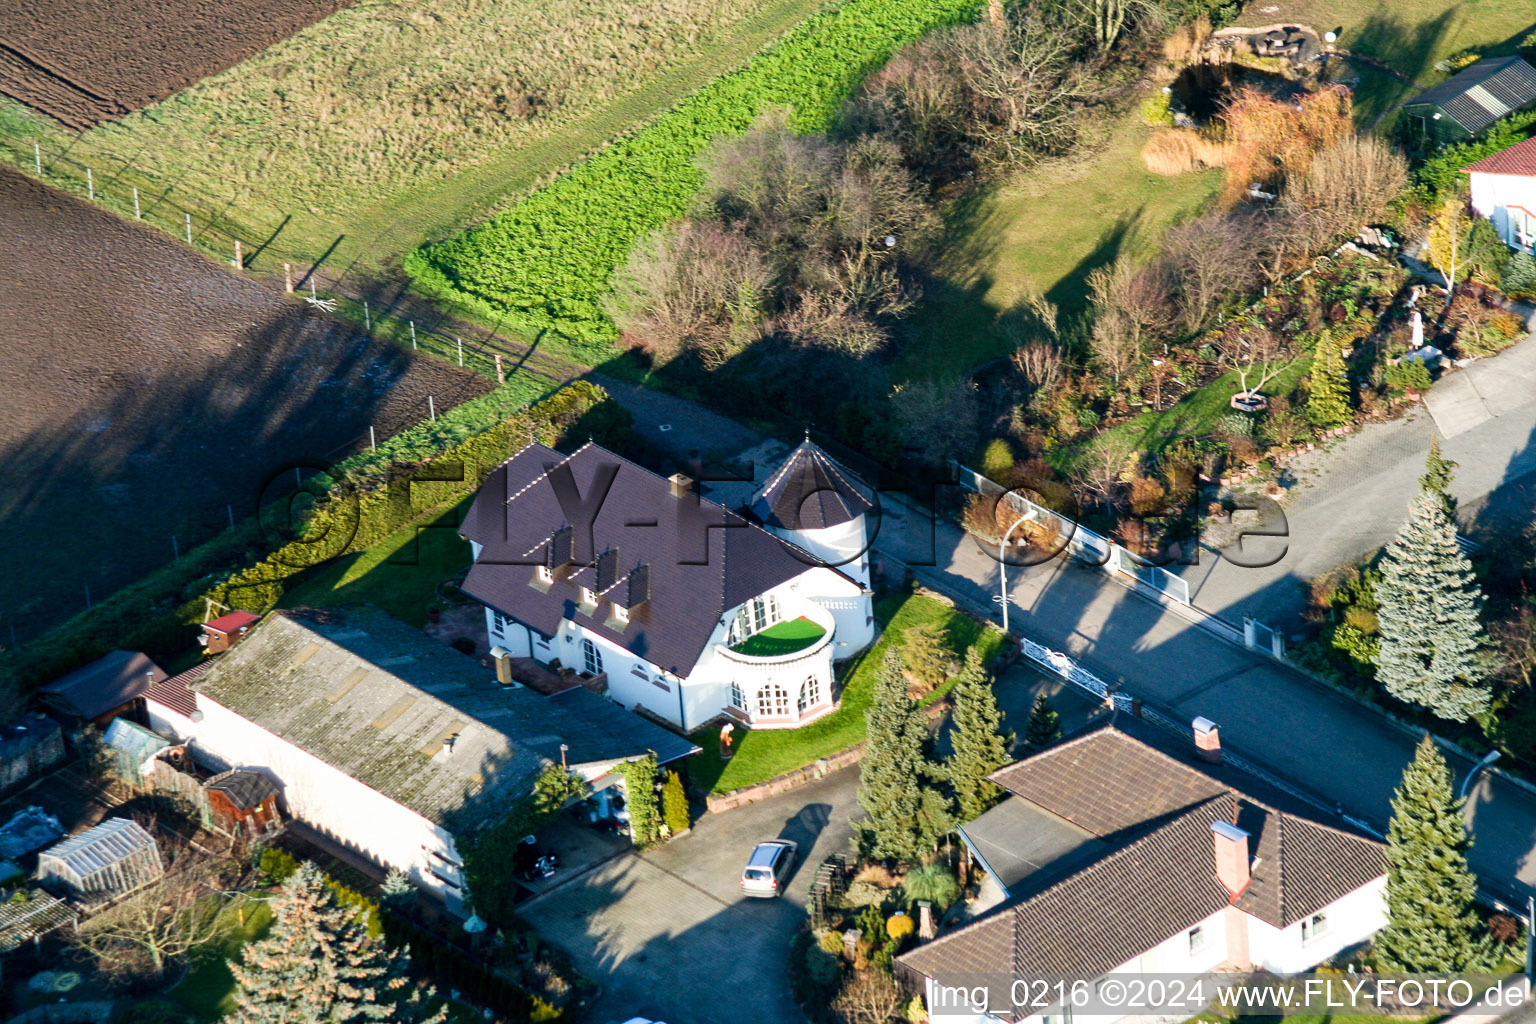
[
  {"left": 899, "top": 721, "right": 1383, "bottom": 1010},
  {"left": 462, "top": 442, "right": 826, "bottom": 677},
  {"left": 1464, "top": 134, "right": 1536, "bottom": 177},
  {"left": 146, "top": 661, "right": 211, "bottom": 717},
  {"left": 751, "top": 440, "right": 874, "bottom": 531}
]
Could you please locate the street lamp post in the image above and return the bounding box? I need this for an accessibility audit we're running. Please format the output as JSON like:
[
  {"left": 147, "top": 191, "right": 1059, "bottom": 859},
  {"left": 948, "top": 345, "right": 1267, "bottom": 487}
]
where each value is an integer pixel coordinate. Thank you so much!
[
  {"left": 994, "top": 512, "right": 1031, "bottom": 634},
  {"left": 1458, "top": 749, "right": 1501, "bottom": 801}
]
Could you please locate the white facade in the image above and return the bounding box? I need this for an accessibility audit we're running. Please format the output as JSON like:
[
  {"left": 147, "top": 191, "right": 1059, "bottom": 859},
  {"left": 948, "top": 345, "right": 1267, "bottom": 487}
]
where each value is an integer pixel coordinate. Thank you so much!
[
  {"left": 927, "top": 878, "right": 1387, "bottom": 1024},
  {"left": 1469, "top": 170, "right": 1536, "bottom": 251},
  {"left": 484, "top": 554, "right": 873, "bottom": 734},
  {"left": 175, "top": 696, "right": 473, "bottom": 912}
]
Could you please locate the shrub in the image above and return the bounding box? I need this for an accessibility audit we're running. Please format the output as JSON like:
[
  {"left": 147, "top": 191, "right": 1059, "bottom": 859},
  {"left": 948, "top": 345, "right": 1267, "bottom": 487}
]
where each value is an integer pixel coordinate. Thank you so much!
[
  {"left": 1502, "top": 251, "right": 1536, "bottom": 299},
  {"left": 902, "top": 863, "right": 960, "bottom": 910},
  {"left": 1385, "top": 360, "right": 1432, "bottom": 396},
  {"left": 805, "top": 942, "right": 844, "bottom": 990},
  {"left": 1141, "top": 89, "right": 1175, "bottom": 126},
  {"left": 661, "top": 770, "right": 690, "bottom": 836},
  {"left": 407, "top": 0, "right": 985, "bottom": 347},
  {"left": 1128, "top": 476, "right": 1167, "bottom": 517},
  {"left": 257, "top": 847, "right": 300, "bottom": 885},
  {"left": 1343, "top": 606, "right": 1379, "bottom": 635},
  {"left": 820, "top": 929, "right": 849, "bottom": 955},
  {"left": 852, "top": 862, "right": 900, "bottom": 889},
  {"left": 1490, "top": 912, "right": 1522, "bottom": 945},
  {"left": 841, "top": 879, "right": 891, "bottom": 908},
  {"left": 979, "top": 438, "right": 1016, "bottom": 483},
  {"left": 886, "top": 912, "right": 915, "bottom": 940}
]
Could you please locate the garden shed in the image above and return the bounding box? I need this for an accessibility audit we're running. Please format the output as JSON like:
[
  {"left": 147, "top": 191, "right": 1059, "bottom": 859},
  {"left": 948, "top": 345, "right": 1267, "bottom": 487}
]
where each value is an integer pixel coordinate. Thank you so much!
[
  {"left": 38, "top": 650, "right": 167, "bottom": 724},
  {"left": 36, "top": 818, "right": 163, "bottom": 900},
  {"left": 0, "top": 887, "right": 78, "bottom": 952},
  {"left": 204, "top": 769, "right": 281, "bottom": 833},
  {"left": 1401, "top": 56, "right": 1536, "bottom": 147}
]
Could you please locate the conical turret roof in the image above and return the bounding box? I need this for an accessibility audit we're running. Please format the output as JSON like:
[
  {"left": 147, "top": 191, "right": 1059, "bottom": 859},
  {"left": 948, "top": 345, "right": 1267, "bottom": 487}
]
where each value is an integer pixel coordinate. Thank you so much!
[{"left": 752, "top": 440, "right": 874, "bottom": 531}]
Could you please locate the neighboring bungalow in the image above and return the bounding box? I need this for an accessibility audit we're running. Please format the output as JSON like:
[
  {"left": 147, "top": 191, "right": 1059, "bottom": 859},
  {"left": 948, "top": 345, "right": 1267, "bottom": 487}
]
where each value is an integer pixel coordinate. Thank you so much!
[
  {"left": 1401, "top": 56, "right": 1536, "bottom": 148},
  {"left": 899, "top": 717, "right": 1386, "bottom": 1024},
  {"left": 176, "top": 606, "right": 695, "bottom": 914},
  {"left": 460, "top": 439, "right": 875, "bottom": 733},
  {"left": 37, "top": 650, "right": 167, "bottom": 726},
  {"left": 36, "top": 818, "right": 164, "bottom": 904},
  {"left": 1465, "top": 134, "right": 1536, "bottom": 252}
]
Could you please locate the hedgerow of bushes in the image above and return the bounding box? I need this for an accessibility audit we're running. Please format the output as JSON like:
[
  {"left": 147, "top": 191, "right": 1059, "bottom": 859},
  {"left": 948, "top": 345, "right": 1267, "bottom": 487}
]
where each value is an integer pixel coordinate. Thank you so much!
[{"left": 405, "top": 0, "right": 984, "bottom": 352}]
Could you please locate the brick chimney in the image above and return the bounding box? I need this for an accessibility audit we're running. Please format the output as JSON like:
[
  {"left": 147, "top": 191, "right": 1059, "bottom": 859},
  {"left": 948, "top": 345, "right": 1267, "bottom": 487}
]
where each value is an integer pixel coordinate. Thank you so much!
[
  {"left": 1192, "top": 716, "right": 1221, "bottom": 764},
  {"left": 1211, "top": 820, "right": 1251, "bottom": 899}
]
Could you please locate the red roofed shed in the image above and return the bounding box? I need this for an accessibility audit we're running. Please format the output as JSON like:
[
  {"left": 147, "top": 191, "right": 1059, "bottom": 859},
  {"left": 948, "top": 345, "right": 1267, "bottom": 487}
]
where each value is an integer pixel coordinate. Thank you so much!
[{"left": 201, "top": 611, "right": 259, "bottom": 654}]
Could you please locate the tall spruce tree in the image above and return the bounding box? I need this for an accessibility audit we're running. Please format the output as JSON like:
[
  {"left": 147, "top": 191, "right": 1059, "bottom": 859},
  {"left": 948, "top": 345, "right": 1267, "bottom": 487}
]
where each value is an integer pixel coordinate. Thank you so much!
[
  {"left": 1374, "top": 490, "right": 1491, "bottom": 720},
  {"left": 1421, "top": 437, "right": 1459, "bottom": 519},
  {"left": 859, "top": 649, "right": 951, "bottom": 860},
  {"left": 1306, "top": 329, "right": 1351, "bottom": 428},
  {"left": 1376, "top": 736, "right": 1498, "bottom": 973},
  {"left": 946, "top": 647, "right": 1015, "bottom": 822},
  {"left": 228, "top": 862, "right": 443, "bottom": 1024},
  {"left": 1024, "top": 693, "right": 1064, "bottom": 749}
]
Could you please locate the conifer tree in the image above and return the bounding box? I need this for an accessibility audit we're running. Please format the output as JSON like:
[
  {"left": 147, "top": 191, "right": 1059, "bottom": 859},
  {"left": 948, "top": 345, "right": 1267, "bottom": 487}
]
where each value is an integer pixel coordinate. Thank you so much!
[
  {"left": 379, "top": 869, "right": 414, "bottom": 909},
  {"left": 1306, "top": 329, "right": 1351, "bottom": 428},
  {"left": 1421, "top": 437, "right": 1459, "bottom": 519},
  {"left": 1374, "top": 490, "right": 1490, "bottom": 720},
  {"left": 661, "top": 770, "right": 690, "bottom": 837},
  {"left": 947, "top": 647, "right": 1015, "bottom": 822},
  {"left": 1376, "top": 736, "right": 1498, "bottom": 973},
  {"left": 859, "top": 649, "right": 951, "bottom": 860},
  {"left": 899, "top": 621, "right": 954, "bottom": 694},
  {"left": 1024, "top": 693, "right": 1064, "bottom": 749},
  {"left": 228, "top": 862, "right": 443, "bottom": 1024}
]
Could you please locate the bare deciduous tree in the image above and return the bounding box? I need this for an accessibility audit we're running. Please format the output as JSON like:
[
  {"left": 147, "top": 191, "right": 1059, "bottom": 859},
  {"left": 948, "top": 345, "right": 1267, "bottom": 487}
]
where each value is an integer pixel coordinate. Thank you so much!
[
  {"left": 1087, "top": 256, "right": 1175, "bottom": 382},
  {"left": 1282, "top": 134, "right": 1409, "bottom": 253},
  {"left": 71, "top": 851, "right": 231, "bottom": 982},
  {"left": 950, "top": 5, "right": 1090, "bottom": 171},
  {"left": 1164, "top": 214, "right": 1258, "bottom": 333},
  {"left": 1069, "top": 432, "right": 1139, "bottom": 509},
  {"left": 1218, "top": 327, "right": 1296, "bottom": 398},
  {"left": 832, "top": 969, "right": 905, "bottom": 1024},
  {"left": 1012, "top": 339, "right": 1064, "bottom": 395}
]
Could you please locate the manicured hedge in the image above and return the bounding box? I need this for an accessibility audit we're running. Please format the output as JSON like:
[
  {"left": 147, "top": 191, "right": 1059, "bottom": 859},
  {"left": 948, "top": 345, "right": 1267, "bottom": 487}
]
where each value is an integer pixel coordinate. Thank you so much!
[{"left": 406, "top": 0, "right": 984, "bottom": 353}]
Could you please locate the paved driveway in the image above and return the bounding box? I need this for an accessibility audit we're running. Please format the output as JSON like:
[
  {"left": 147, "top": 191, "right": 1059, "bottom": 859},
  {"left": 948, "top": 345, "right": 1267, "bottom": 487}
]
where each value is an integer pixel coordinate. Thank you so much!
[{"left": 520, "top": 769, "right": 860, "bottom": 1024}]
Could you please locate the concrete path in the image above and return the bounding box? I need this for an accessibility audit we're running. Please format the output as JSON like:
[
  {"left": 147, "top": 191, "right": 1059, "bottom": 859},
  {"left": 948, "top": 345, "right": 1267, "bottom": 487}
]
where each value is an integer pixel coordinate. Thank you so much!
[
  {"left": 1177, "top": 329, "right": 1536, "bottom": 631},
  {"left": 519, "top": 768, "right": 860, "bottom": 1024}
]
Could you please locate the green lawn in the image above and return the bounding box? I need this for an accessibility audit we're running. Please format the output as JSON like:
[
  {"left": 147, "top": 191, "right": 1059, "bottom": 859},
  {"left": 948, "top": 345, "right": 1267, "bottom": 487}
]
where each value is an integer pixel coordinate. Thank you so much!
[
  {"left": 731, "top": 616, "right": 827, "bottom": 656},
  {"left": 893, "top": 108, "right": 1222, "bottom": 384},
  {"left": 173, "top": 895, "right": 274, "bottom": 1020},
  {"left": 279, "top": 504, "right": 473, "bottom": 627},
  {"left": 689, "top": 589, "right": 1008, "bottom": 794},
  {"left": 1080, "top": 359, "right": 1313, "bottom": 461}
]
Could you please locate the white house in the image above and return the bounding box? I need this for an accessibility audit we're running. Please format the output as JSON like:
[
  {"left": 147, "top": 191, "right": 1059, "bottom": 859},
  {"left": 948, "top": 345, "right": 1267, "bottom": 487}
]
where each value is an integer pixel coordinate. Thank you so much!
[
  {"left": 172, "top": 606, "right": 695, "bottom": 915},
  {"left": 898, "top": 717, "right": 1387, "bottom": 1024},
  {"left": 1466, "top": 134, "right": 1536, "bottom": 252},
  {"left": 460, "top": 440, "right": 876, "bottom": 733}
]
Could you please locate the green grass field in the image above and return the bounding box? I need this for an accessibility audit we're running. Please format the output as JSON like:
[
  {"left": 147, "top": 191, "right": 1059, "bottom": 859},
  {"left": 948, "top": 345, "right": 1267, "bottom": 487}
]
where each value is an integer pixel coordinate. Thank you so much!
[
  {"left": 688, "top": 589, "right": 1007, "bottom": 794},
  {"left": 731, "top": 616, "right": 827, "bottom": 656},
  {"left": 172, "top": 895, "right": 274, "bottom": 1020},
  {"left": 893, "top": 108, "right": 1222, "bottom": 384},
  {"left": 0, "top": 0, "right": 836, "bottom": 288}
]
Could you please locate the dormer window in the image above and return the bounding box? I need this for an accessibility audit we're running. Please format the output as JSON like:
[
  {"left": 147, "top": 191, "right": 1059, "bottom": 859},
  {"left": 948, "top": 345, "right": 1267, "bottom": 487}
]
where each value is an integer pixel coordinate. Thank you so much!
[
  {"left": 536, "top": 565, "right": 552, "bottom": 583},
  {"left": 613, "top": 604, "right": 629, "bottom": 624},
  {"left": 580, "top": 587, "right": 597, "bottom": 608}
]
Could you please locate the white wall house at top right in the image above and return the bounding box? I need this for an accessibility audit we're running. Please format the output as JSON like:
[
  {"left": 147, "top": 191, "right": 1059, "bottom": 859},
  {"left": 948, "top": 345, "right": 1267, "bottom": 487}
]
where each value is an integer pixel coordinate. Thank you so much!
[{"left": 1466, "top": 135, "right": 1536, "bottom": 252}]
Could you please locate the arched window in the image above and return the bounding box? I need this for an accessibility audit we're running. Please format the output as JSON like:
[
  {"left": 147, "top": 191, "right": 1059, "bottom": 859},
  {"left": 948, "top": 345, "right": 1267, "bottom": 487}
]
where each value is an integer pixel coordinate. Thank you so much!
[
  {"left": 729, "top": 682, "right": 745, "bottom": 710},
  {"left": 798, "top": 675, "right": 823, "bottom": 714},
  {"left": 756, "top": 683, "right": 789, "bottom": 719},
  {"left": 581, "top": 638, "right": 603, "bottom": 676}
]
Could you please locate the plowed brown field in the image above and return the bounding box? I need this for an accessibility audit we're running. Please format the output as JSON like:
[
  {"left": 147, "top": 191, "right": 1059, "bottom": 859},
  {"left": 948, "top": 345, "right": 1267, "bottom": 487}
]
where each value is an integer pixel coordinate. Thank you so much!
[
  {"left": 0, "top": 0, "right": 351, "bottom": 128},
  {"left": 0, "top": 166, "right": 489, "bottom": 643}
]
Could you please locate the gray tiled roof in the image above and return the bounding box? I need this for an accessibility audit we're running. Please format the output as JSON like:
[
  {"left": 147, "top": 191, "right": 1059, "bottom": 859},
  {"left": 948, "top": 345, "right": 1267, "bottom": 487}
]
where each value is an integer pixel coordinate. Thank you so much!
[
  {"left": 461, "top": 442, "right": 820, "bottom": 677},
  {"left": 193, "top": 607, "right": 687, "bottom": 830},
  {"left": 39, "top": 650, "right": 166, "bottom": 718},
  {"left": 1406, "top": 56, "right": 1536, "bottom": 134},
  {"left": 206, "top": 769, "right": 279, "bottom": 809},
  {"left": 751, "top": 440, "right": 874, "bottom": 531},
  {"left": 898, "top": 721, "right": 1383, "bottom": 1008}
]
